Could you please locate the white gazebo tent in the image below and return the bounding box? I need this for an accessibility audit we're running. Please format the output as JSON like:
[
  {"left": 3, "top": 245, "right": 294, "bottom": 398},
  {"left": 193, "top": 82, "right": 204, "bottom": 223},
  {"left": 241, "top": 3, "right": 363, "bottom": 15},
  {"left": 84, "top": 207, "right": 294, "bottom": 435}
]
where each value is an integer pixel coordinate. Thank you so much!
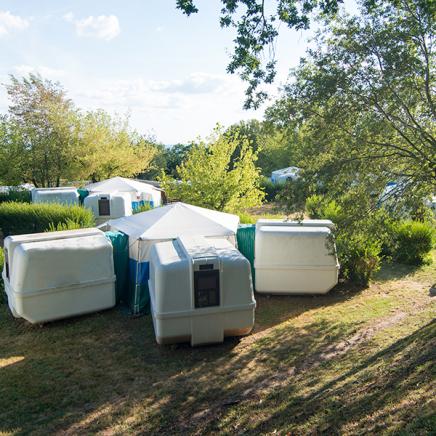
[
  {"left": 85, "top": 177, "right": 162, "bottom": 208},
  {"left": 108, "top": 202, "right": 239, "bottom": 314}
]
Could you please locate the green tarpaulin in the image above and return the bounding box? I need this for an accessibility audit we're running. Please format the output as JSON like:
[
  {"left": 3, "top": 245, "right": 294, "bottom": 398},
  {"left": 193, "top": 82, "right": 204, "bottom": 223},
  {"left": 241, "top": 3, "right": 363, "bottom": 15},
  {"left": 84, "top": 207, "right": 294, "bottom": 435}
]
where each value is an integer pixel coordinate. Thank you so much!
[
  {"left": 104, "top": 231, "right": 129, "bottom": 305},
  {"left": 237, "top": 224, "right": 256, "bottom": 286}
]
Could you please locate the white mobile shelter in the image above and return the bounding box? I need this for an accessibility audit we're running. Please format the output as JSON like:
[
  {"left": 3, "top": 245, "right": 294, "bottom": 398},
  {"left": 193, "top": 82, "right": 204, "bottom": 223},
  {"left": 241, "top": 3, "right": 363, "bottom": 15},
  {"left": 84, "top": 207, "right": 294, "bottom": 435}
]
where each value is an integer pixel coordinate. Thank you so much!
[
  {"left": 3, "top": 233, "right": 115, "bottom": 323},
  {"left": 255, "top": 221, "right": 339, "bottom": 294},
  {"left": 3, "top": 228, "right": 103, "bottom": 293},
  {"left": 271, "top": 167, "right": 300, "bottom": 184},
  {"left": 32, "top": 187, "right": 79, "bottom": 205},
  {"left": 84, "top": 192, "right": 132, "bottom": 225},
  {"left": 256, "top": 219, "right": 334, "bottom": 230},
  {"left": 149, "top": 235, "right": 255, "bottom": 346},
  {"left": 85, "top": 177, "right": 162, "bottom": 208},
  {"left": 108, "top": 202, "right": 239, "bottom": 314}
]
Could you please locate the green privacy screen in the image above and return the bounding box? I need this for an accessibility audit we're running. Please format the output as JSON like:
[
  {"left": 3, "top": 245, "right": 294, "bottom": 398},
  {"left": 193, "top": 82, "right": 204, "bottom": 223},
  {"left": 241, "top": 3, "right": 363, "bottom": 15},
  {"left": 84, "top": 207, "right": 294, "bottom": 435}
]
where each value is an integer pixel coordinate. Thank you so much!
[
  {"left": 104, "top": 231, "right": 129, "bottom": 305},
  {"left": 237, "top": 224, "right": 256, "bottom": 286}
]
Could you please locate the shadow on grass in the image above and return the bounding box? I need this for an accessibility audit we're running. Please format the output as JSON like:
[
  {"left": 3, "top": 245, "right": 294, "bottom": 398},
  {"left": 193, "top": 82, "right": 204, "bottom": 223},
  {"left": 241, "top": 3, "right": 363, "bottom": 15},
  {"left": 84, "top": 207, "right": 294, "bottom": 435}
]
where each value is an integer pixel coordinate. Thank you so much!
[
  {"left": 374, "top": 261, "right": 420, "bottom": 282},
  {"left": 0, "top": 276, "right": 432, "bottom": 435}
]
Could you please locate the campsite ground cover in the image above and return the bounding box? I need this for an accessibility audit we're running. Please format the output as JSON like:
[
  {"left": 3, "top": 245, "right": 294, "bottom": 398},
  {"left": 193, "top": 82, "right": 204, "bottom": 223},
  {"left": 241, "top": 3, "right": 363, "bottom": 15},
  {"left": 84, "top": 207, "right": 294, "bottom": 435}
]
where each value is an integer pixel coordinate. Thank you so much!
[{"left": 0, "top": 253, "right": 435, "bottom": 435}]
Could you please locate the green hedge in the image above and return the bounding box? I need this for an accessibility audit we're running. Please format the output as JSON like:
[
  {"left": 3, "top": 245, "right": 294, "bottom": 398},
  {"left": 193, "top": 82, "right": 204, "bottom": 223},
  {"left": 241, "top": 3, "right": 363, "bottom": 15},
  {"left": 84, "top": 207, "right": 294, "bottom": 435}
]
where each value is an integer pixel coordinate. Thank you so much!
[
  {"left": 0, "top": 189, "right": 32, "bottom": 204},
  {"left": 0, "top": 202, "right": 95, "bottom": 236}
]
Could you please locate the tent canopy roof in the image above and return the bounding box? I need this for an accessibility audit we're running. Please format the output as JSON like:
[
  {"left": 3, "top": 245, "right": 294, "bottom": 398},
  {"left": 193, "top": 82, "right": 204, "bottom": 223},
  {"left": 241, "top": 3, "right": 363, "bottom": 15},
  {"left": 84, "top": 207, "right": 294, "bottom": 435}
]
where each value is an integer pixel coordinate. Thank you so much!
[
  {"left": 108, "top": 202, "right": 239, "bottom": 241},
  {"left": 85, "top": 177, "right": 158, "bottom": 194}
]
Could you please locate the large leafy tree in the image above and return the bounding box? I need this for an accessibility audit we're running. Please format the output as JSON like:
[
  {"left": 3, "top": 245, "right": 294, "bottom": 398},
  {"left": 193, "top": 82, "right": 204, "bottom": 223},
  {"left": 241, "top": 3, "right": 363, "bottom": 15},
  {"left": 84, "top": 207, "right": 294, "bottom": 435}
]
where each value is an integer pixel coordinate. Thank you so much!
[
  {"left": 177, "top": 0, "right": 342, "bottom": 107},
  {"left": 75, "top": 110, "right": 156, "bottom": 182},
  {"left": 224, "top": 119, "right": 296, "bottom": 175},
  {"left": 1, "top": 74, "right": 80, "bottom": 187},
  {"left": 160, "top": 127, "right": 264, "bottom": 212},
  {"left": 0, "top": 75, "right": 157, "bottom": 186},
  {"left": 267, "top": 0, "right": 435, "bottom": 214}
]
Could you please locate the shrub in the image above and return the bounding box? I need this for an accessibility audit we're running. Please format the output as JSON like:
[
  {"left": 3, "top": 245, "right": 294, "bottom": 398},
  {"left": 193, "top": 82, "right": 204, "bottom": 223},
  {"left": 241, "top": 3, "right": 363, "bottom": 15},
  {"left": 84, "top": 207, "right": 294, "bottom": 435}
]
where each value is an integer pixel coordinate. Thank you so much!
[
  {"left": 46, "top": 219, "right": 83, "bottom": 232},
  {"left": 238, "top": 212, "right": 256, "bottom": 224},
  {"left": 393, "top": 221, "right": 434, "bottom": 265},
  {"left": 260, "top": 177, "right": 284, "bottom": 202},
  {"left": 0, "top": 189, "right": 31, "bottom": 204},
  {"left": 306, "top": 194, "right": 343, "bottom": 222},
  {"left": 336, "top": 233, "right": 382, "bottom": 285},
  {"left": 0, "top": 202, "right": 95, "bottom": 236}
]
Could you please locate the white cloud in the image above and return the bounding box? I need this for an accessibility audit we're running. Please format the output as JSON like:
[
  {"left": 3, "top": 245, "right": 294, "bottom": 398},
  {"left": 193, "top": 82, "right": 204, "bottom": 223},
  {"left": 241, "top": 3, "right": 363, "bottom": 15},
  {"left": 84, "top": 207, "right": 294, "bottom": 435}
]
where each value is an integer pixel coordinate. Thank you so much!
[
  {"left": 64, "top": 12, "right": 120, "bottom": 41},
  {"left": 150, "top": 73, "right": 229, "bottom": 95},
  {"left": 13, "top": 65, "right": 65, "bottom": 79},
  {"left": 0, "top": 10, "right": 29, "bottom": 37}
]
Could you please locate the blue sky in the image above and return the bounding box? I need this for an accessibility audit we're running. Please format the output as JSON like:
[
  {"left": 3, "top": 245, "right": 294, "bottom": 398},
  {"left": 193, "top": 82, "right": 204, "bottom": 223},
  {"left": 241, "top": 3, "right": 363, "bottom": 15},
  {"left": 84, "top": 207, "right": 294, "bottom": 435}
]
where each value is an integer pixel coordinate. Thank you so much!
[{"left": 0, "top": 0, "right": 331, "bottom": 144}]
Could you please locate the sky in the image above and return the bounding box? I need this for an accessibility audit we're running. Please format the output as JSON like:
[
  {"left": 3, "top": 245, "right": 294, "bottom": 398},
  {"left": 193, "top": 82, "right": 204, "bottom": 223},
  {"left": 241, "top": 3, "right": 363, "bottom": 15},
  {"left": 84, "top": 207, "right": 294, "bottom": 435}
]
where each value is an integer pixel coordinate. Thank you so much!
[{"left": 0, "top": 0, "right": 327, "bottom": 144}]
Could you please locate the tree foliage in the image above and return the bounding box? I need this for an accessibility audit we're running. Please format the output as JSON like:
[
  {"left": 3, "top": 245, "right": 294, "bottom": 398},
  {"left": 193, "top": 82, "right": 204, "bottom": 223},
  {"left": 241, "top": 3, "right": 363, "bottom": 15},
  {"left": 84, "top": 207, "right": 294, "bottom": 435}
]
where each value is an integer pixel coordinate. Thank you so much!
[
  {"left": 160, "top": 127, "right": 264, "bottom": 212},
  {"left": 224, "top": 119, "right": 296, "bottom": 176},
  {"left": 75, "top": 110, "right": 156, "bottom": 182},
  {"left": 0, "top": 75, "right": 156, "bottom": 186},
  {"left": 177, "top": 0, "right": 341, "bottom": 107},
  {"left": 267, "top": 0, "right": 435, "bottom": 217}
]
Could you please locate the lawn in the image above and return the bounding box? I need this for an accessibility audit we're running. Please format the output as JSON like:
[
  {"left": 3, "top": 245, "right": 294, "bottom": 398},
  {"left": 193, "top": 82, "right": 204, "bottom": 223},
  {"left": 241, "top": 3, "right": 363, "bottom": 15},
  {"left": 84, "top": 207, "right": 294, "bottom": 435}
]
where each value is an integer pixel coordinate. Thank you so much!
[{"left": 0, "top": 254, "right": 435, "bottom": 435}]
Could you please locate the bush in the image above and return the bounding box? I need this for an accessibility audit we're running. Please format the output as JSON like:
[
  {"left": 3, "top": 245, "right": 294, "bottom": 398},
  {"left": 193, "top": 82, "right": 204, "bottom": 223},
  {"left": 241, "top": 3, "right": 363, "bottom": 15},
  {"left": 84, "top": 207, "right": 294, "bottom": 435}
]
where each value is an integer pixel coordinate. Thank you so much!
[
  {"left": 0, "top": 189, "right": 31, "bottom": 204},
  {"left": 393, "top": 221, "right": 434, "bottom": 265},
  {"left": 238, "top": 212, "right": 256, "bottom": 224},
  {"left": 0, "top": 202, "right": 95, "bottom": 236},
  {"left": 260, "top": 177, "right": 284, "bottom": 202},
  {"left": 306, "top": 194, "right": 343, "bottom": 222},
  {"left": 336, "top": 233, "right": 382, "bottom": 285},
  {"left": 46, "top": 219, "right": 84, "bottom": 232}
]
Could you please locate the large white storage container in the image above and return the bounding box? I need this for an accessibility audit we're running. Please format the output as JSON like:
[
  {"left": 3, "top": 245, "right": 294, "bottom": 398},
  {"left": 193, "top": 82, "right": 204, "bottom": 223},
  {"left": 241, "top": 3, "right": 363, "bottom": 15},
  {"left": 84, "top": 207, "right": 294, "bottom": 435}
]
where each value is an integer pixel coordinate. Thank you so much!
[
  {"left": 3, "top": 233, "right": 115, "bottom": 323},
  {"left": 32, "top": 187, "right": 79, "bottom": 205},
  {"left": 256, "top": 219, "right": 335, "bottom": 230},
  {"left": 255, "top": 225, "right": 339, "bottom": 295},
  {"left": 148, "top": 235, "right": 256, "bottom": 346},
  {"left": 84, "top": 192, "right": 132, "bottom": 225},
  {"left": 3, "top": 228, "right": 103, "bottom": 290}
]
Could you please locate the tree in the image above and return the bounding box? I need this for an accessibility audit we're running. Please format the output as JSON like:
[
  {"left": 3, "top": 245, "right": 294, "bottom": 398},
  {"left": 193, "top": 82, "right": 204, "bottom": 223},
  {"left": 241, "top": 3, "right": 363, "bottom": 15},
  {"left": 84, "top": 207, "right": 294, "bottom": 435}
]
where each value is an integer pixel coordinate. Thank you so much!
[
  {"left": 266, "top": 0, "right": 435, "bottom": 216},
  {"left": 1, "top": 74, "right": 80, "bottom": 187},
  {"left": 160, "top": 127, "right": 264, "bottom": 212},
  {"left": 75, "top": 110, "right": 156, "bottom": 182},
  {"left": 224, "top": 119, "right": 296, "bottom": 176},
  {"left": 0, "top": 75, "right": 157, "bottom": 186},
  {"left": 177, "top": 0, "right": 341, "bottom": 108}
]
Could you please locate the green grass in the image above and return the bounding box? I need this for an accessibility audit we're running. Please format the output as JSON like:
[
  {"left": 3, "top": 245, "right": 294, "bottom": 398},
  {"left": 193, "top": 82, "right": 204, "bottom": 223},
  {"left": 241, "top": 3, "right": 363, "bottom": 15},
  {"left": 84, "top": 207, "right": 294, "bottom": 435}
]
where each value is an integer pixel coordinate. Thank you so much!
[{"left": 0, "top": 255, "right": 435, "bottom": 435}]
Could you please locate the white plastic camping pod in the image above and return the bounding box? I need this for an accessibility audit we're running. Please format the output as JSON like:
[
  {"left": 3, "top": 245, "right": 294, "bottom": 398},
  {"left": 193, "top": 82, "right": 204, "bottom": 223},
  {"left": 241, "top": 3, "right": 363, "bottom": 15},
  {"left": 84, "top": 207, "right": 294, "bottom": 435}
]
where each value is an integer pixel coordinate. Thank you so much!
[
  {"left": 84, "top": 192, "right": 132, "bottom": 225},
  {"left": 3, "top": 228, "right": 103, "bottom": 284},
  {"left": 256, "top": 219, "right": 335, "bottom": 230},
  {"left": 148, "top": 235, "right": 256, "bottom": 346},
  {"left": 255, "top": 225, "right": 339, "bottom": 295},
  {"left": 32, "top": 187, "right": 79, "bottom": 205},
  {"left": 3, "top": 233, "right": 115, "bottom": 323},
  {"left": 2, "top": 228, "right": 104, "bottom": 318}
]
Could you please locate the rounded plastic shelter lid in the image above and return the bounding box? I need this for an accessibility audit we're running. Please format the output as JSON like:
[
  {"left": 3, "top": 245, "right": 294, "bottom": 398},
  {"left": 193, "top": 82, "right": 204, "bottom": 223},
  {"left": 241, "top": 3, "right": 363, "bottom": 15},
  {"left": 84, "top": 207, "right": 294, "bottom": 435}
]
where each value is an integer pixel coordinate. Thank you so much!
[{"left": 11, "top": 234, "right": 114, "bottom": 294}]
